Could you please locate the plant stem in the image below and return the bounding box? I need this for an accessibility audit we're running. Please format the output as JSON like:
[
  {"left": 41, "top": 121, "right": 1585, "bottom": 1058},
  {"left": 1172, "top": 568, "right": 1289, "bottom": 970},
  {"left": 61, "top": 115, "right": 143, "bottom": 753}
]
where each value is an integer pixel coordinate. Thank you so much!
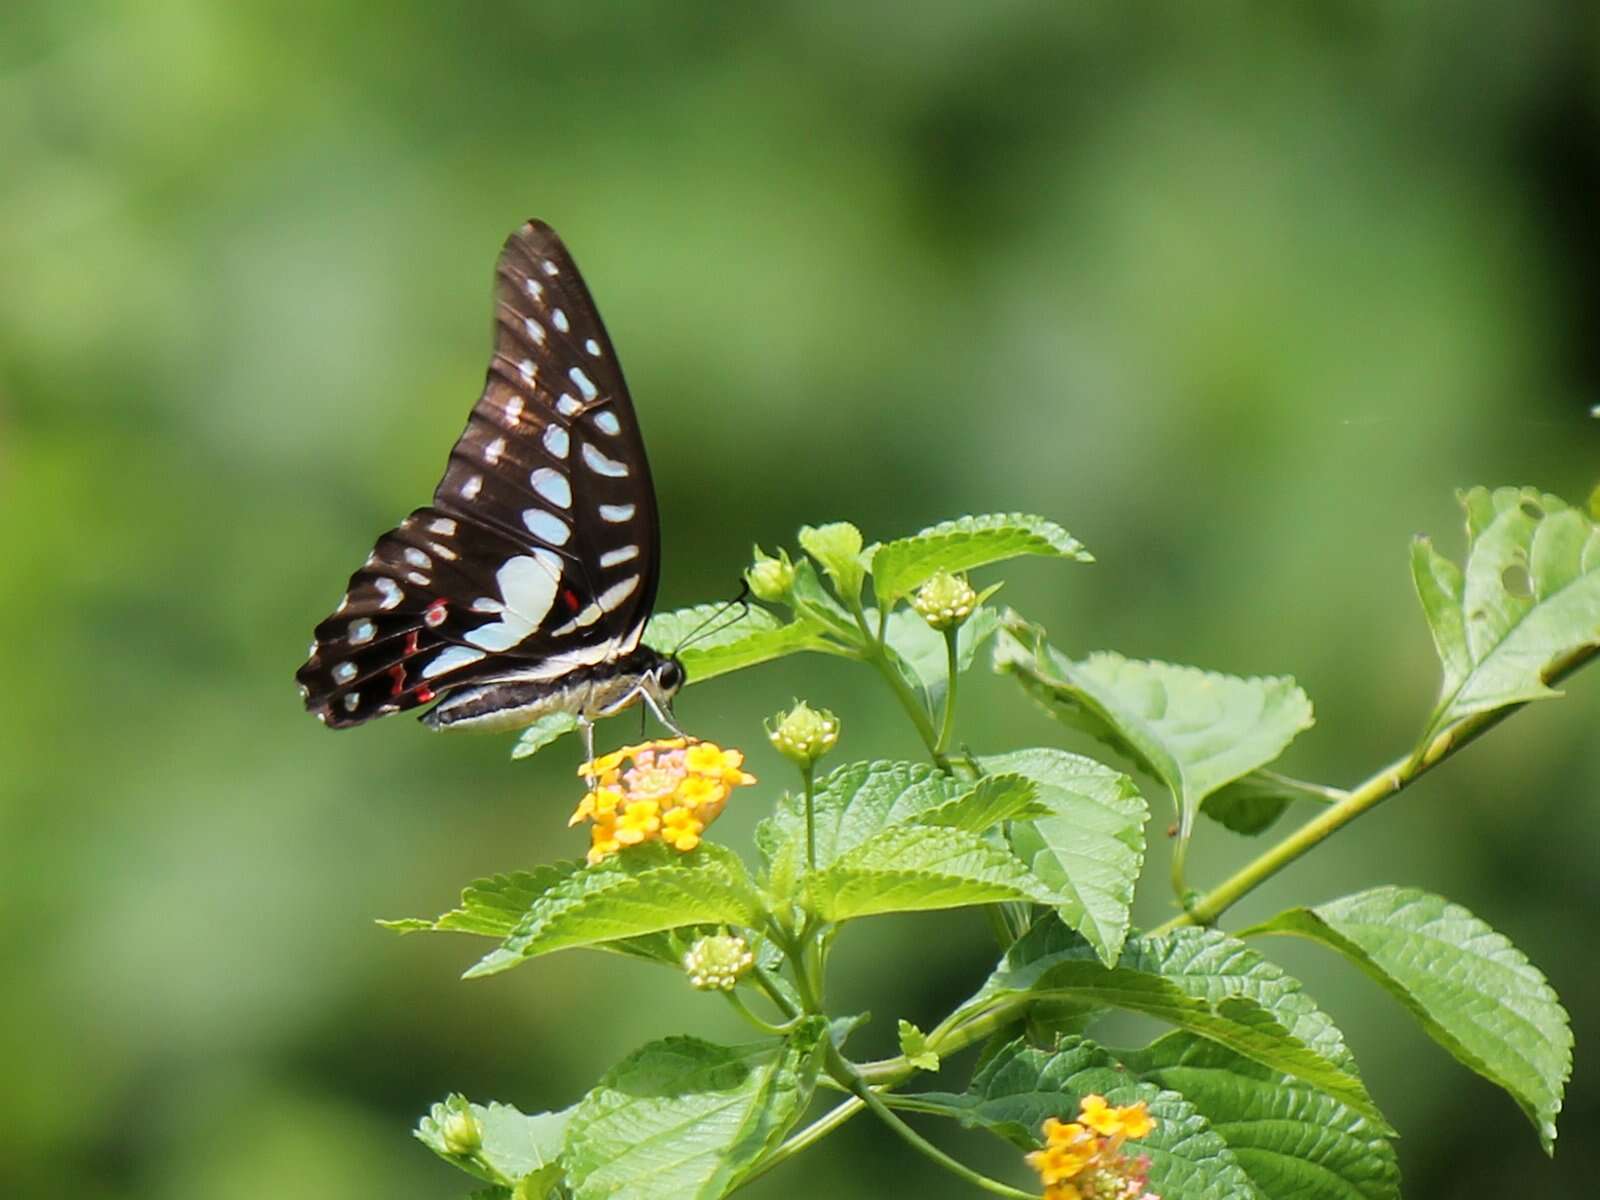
[
  {"left": 935, "top": 626, "right": 960, "bottom": 757},
  {"left": 751, "top": 964, "right": 802, "bottom": 1021},
  {"left": 802, "top": 761, "right": 818, "bottom": 874},
  {"left": 722, "top": 989, "right": 800, "bottom": 1037},
  {"left": 1156, "top": 642, "right": 1599, "bottom": 933},
  {"left": 824, "top": 1045, "right": 1036, "bottom": 1199},
  {"left": 733, "top": 1097, "right": 865, "bottom": 1190},
  {"left": 845, "top": 596, "right": 945, "bottom": 764}
]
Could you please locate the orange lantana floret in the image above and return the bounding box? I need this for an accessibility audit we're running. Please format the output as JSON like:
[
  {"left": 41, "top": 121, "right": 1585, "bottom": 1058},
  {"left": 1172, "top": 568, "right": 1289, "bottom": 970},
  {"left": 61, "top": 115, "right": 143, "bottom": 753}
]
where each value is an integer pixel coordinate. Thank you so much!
[{"left": 571, "top": 738, "right": 755, "bottom": 864}]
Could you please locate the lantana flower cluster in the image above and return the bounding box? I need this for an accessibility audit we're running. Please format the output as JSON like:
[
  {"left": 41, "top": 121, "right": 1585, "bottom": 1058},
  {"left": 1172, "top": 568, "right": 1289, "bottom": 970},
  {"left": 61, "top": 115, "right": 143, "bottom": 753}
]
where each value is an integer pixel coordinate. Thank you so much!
[
  {"left": 571, "top": 739, "right": 755, "bottom": 865},
  {"left": 1026, "top": 1094, "right": 1159, "bottom": 1200}
]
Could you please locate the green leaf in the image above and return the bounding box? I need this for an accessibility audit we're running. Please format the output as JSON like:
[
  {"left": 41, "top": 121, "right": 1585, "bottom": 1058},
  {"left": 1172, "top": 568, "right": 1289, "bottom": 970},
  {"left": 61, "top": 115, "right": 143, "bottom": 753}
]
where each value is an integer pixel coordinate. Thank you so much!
[
  {"left": 508, "top": 712, "right": 582, "bottom": 760},
  {"left": 953, "top": 920, "right": 1383, "bottom": 1127},
  {"left": 1244, "top": 885, "right": 1572, "bottom": 1152},
  {"left": 871, "top": 513, "right": 1091, "bottom": 604},
  {"left": 756, "top": 760, "right": 963, "bottom": 879},
  {"left": 1413, "top": 485, "right": 1600, "bottom": 741},
  {"left": 416, "top": 1095, "right": 571, "bottom": 1191},
  {"left": 644, "top": 603, "right": 839, "bottom": 682},
  {"left": 980, "top": 749, "right": 1147, "bottom": 966},
  {"left": 1121, "top": 1032, "right": 1399, "bottom": 1200},
  {"left": 563, "top": 1025, "right": 825, "bottom": 1200},
  {"left": 881, "top": 604, "right": 1001, "bottom": 713},
  {"left": 811, "top": 824, "right": 1058, "bottom": 921},
  {"left": 1201, "top": 770, "right": 1343, "bottom": 836},
  {"left": 899, "top": 1037, "right": 1259, "bottom": 1200},
  {"left": 788, "top": 557, "right": 861, "bottom": 642},
  {"left": 798, "top": 521, "right": 866, "bottom": 604},
  {"left": 995, "top": 622, "right": 1313, "bottom": 839},
  {"left": 382, "top": 865, "right": 579, "bottom": 938},
  {"left": 897, "top": 1019, "right": 940, "bottom": 1072},
  {"left": 464, "top": 845, "right": 765, "bottom": 978},
  {"left": 912, "top": 772, "right": 1045, "bottom": 832}
]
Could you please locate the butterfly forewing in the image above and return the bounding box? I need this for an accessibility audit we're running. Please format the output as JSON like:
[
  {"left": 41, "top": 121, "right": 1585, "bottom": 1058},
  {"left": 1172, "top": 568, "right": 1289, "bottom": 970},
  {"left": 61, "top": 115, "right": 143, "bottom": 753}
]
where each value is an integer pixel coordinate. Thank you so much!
[{"left": 297, "top": 221, "right": 661, "bottom": 729}]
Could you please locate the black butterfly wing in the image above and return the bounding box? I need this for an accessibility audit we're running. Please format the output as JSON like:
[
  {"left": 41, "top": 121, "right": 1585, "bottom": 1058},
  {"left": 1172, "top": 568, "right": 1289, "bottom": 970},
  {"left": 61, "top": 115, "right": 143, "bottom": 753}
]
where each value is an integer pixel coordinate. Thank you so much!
[{"left": 297, "top": 221, "right": 661, "bottom": 728}]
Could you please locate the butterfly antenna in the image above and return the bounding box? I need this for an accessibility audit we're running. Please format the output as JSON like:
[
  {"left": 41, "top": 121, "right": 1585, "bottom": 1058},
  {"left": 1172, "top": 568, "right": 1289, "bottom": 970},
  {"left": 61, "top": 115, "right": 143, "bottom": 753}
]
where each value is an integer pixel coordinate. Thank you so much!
[{"left": 672, "top": 581, "right": 751, "bottom": 655}]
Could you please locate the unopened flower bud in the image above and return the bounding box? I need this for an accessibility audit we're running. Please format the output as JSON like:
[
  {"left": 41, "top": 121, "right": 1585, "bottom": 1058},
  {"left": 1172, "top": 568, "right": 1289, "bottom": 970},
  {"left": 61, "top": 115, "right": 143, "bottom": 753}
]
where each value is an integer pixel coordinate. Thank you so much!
[
  {"left": 746, "top": 545, "right": 796, "bottom": 602},
  {"left": 683, "top": 933, "right": 754, "bottom": 991},
  {"left": 441, "top": 1105, "right": 482, "bottom": 1157},
  {"left": 766, "top": 701, "right": 840, "bottom": 766},
  {"left": 912, "top": 570, "right": 977, "bottom": 630},
  {"left": 798, "top": 522, "right": 865, "bottom": 602}
]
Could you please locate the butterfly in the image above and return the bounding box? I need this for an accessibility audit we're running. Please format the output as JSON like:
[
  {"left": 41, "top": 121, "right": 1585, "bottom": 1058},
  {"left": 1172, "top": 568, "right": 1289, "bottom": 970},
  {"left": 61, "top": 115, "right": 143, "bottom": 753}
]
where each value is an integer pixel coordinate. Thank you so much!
[{"left": 295, "top": 220, "right": 686, "bottom": 760}]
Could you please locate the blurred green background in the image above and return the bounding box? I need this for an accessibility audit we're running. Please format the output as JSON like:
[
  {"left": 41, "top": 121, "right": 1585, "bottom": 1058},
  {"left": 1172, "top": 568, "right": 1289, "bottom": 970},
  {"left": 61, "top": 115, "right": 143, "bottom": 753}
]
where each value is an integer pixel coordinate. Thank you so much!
[{"left": 4, "top": 3, "right": 1598, "bottom": 1197}]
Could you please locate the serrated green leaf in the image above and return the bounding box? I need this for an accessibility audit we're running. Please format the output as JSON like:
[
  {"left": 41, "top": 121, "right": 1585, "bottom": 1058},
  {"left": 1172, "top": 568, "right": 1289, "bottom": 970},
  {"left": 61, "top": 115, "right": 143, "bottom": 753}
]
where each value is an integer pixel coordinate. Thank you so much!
[
  {"left": 812, "top": 824, "right": 1058, "bottom": 921},
  {"left": 1413, "top": 485, "right": 1600, "bottom": 741},
  {"left": 1121, "top": 1032, "right": 1399, "bottom": 1200},
  {"left": 383, "top": 865, "right": 579, "bottom": 938},
  {"left": 897, "top": 1019, "right": 940, "bottom": 1072},
  {"left": 643, "top": 603, "right": 840, "bottom": 682},
  {"left": 980, "top": 749, "right": 1147, "bottom": 966},
  {"left": 951, "top": 920, "right": 1383, "bottom": 1127},
  {"left": 563, "top": 1025, "right": 825, "bottom": 1200},
  {"left": 416, "top": 1096, "right": 571, "bottom": 1191},
  {"left": 996, "top": 623, "right": 1313, "bottom": 840},
  {"left": 871, "top": 513, "right": 1091, "bottom": 604},
  {"left": 898, "top": 1037, "right": 1259, "bottom": 1200},
  {"left": 1201, "top": 770, "right": 1343, "bottom": 836},
  {"left": 756, "top": 760, "right": 964, "bottom": 881},
  {"left": 1244, "top": 885, "right": 1572, "bottom": 1152},
  {"left": 881, "top": 605, "right": 1002, "bottom": 714},
  {"left": 798, "top": 521, "right": 866, "bottom": 603},
  {"left": 913, "top": 773, "right": 1045, "bottom": 832},
  {"left": 465, "top": 844, "right": 764, "bottom": 977},
  {"left": 508, "top": 712, "right": 582, "bottom": 760}
]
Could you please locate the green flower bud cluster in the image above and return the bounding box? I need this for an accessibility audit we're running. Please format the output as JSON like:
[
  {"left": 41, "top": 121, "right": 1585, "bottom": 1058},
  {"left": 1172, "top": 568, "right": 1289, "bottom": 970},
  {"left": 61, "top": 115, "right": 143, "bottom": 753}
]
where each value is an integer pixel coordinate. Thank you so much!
[
  {"left": 440, "top": 1105, "right": 483, "bottom": 1157},
  {"left": 683, "top": 933, "right": 755, "bottom": 991},
  {"left": 746, "top": 545, "right": 796, "bottom": 602},
  {"left": 911, "top": 569, "right": 977, "bottom": 630},
  {"left": 766, "top": 701, "right": 840, "bottom": 767}
]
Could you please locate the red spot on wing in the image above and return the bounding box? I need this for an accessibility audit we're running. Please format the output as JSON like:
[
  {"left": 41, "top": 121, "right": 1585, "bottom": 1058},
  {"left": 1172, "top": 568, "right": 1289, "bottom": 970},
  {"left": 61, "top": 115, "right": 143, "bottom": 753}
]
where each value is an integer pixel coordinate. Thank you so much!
[
  {"left": 388, "top": 664, "right": 407, "bottom": 696},
  {"left": 404, "top": 630, "right": 420, "bottom": 656},
  {"left": 416, "top": 686, "right": 436, "bottom": 703},
  {"left": 424, "top": 599, "right": 448, "bottom": 628},
  {"left": 562, "top": 588, "right": 581, "bottom": 613}
]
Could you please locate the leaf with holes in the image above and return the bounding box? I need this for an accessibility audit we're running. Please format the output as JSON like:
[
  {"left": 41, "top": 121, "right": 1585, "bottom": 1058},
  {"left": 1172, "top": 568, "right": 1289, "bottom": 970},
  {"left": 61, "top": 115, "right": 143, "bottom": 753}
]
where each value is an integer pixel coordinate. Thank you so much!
[
  {"left": 1244, "top": 885, "right": 1572, "bottom": 1152},
  {"left": 980, "top": 749, "right": 1147, "bottom": 966},
  {"left": 416, "top": 1095, "right": 570, "bottom": 1192},
  {"left": 871, "top": 513, "right": 1091, "bottom": 605},
  {"left": 463, "top": 844, "right": 764, "bottom": 977},
  {"left": 1413, "top": 485, "right": 1600, "bottom": 742},
  {"left": 810, "top": 824, "right": 1059, "bottom": 921},
  {"left": 951, "top": 919, "right": 1383, "bottom": 1126},
  {"left": 1119, "top": 1032, "right": 1399, "bottom": 1200},
  {"left": 897, "top": 1037, "right": 1258, "bottom": 1199},
  {"left": 563, "top": 1025, "right": 826, "bottom": 1200},
  {"left": 995, "top": 621, "right": 1313, "bottom": 841},
  {"left": 644, "top": 603, "right": 840, "bottom": 683}
]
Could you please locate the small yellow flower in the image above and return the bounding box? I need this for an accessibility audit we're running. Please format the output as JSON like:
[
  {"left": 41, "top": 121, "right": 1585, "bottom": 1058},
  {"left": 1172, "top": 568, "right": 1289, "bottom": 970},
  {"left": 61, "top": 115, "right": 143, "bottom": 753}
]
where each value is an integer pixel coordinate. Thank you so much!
[
  {"left": 569, "top": 785, "right": 623, "bottom": 826},
  {"left": 685, "top": 743, "right": 739, "bottom": 775},
  {"left": 587, "top": 819, "right": 622, "bottom": 865},
  {"left": 676, "top": 774, "right": 728, "bottom": 811},
  {"left": 661, "top": 806, "right": 705, "bottom": 851},
  {"left": 579, "top": 746, "right": 631, "bottom": 779},
  {"left": 1079, "top": 1095, "right": 1154, "bottom": 1139},
  {"left": 615, "top": 799, "right": 662, "bottom": 845}
]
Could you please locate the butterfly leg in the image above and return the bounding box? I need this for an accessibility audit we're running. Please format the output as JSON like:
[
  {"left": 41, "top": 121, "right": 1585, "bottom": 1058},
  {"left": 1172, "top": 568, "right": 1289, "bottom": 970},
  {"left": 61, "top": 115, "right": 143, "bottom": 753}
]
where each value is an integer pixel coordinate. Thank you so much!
[
  {"left": 578, "top": 715, "right": 596, "bottom": 768},
  {"left": 640, "top": 690, "right": 689, "bottom": 740}
]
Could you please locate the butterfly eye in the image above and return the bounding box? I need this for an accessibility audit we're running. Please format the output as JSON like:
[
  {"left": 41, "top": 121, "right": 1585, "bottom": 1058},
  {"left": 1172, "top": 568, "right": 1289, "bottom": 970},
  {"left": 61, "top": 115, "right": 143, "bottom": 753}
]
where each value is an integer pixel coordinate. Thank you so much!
[{"left": 657, "top": 658, "right": 685, "bottom": 693}]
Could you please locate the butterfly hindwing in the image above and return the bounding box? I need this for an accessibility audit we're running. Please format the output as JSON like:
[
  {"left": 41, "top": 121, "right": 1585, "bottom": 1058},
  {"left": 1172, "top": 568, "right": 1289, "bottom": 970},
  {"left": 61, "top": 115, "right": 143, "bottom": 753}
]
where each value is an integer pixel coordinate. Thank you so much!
[{"left": 298, "top": 221, "right": 662, "bottom": 729}]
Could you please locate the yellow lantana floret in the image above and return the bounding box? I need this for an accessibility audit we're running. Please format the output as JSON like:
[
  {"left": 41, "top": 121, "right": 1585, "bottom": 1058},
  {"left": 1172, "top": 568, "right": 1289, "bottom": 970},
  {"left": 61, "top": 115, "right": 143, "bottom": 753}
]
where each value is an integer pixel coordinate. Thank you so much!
[
  {"left": 571, "top": 738, "right": 755, "bottom": 863},
  {"left": 1079, "top": 1094, "right": 1155, "bottom": 1139},
  {"left": 1026, "top": 1100, "right": 1160, "bottom": 1200}
]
